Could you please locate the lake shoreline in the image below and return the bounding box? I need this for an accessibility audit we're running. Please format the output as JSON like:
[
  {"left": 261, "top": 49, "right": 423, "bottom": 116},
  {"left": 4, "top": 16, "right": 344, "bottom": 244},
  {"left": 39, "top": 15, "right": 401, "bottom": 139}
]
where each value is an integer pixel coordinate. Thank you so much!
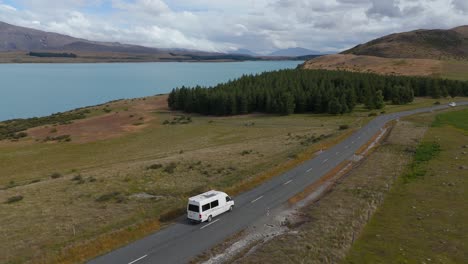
[{"left": 0, "top": 51, "right": 305, "bottom": 64}]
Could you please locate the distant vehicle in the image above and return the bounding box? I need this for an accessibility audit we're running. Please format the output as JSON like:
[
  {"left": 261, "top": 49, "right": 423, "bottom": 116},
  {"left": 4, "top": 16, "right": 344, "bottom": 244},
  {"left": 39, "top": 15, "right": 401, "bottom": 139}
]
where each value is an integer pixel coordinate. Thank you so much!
[
  {"left": 449, "top": 102, "right": 457, "bottom": 107},
  {"left": 187, "top": 190, "right": 234, "bottom": 223}
]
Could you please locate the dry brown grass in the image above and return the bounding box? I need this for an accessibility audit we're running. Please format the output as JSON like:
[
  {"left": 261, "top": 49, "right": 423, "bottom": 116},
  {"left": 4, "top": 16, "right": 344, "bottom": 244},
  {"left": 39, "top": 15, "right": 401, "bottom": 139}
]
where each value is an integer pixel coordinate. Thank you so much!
[
  {"left": 27, "top": 96, "right": 166, "bottom": 143},
  {"left": 301, "top": 54, "right": 468, "bottom": 81},
  {"left": 0, "top": 106, "right": 361, "bottom": 263},
  {"left": 301, "top": 54, "right": 444, "bottom": 77},
  {"left": 36, "top": 219, "right": 161, "bottom": 264}
]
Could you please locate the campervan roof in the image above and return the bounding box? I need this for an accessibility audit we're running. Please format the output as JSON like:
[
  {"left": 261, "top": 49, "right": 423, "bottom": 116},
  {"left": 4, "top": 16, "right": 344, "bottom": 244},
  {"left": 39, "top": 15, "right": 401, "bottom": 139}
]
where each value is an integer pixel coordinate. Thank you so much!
[{"left": 189, "top": 190, "right": 223, "bottom": 203}]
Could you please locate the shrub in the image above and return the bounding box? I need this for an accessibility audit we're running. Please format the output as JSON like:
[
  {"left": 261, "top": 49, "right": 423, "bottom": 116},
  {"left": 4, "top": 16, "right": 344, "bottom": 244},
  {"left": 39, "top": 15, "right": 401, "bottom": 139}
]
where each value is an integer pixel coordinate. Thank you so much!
[
  {"left": 163, "top": 162, "right": 177, "bottom": 174},
  {"left": 241, "top": 150, "right": 253, "bottom": 156},
  {"left": 146, "top": 164, "right": 163, "bottom": 170},
  {"left": 6, "top": 195, "right": 23, "bottom": 204},
  {"left": 162, "top": 120, "right": 170, "bottom": 125},
  {"left": 339, "top": 124, "right": 349, "bottom": 130},
  {"left": 368, "top": 112, "right": 378, "bottom": 117},
  {"left": 50, "top": 172, "right": 62, "bottom": 179},
  {"left": 159, "top": 207, "right": 186, "bottom": 222},
  {"left": 95, "top": 192, "right": 123, "bottom": 202},
  {"left": 88, "top": 177, "right": 97, "bottom": 183},
  {"left": 434, "top": 101, "right": 441, "bottom": 105},
  {"left": 71, "top": 175, "right": 83, "bottom": 181},
  {"left": 44, "top": 135, "right": 71, "bottom": 142},
  {"left": 15, "top": 132, "right": 28, "bottom": 139},
  {"left": 7, "top": 181, "right": 16, "bottom": 188}
]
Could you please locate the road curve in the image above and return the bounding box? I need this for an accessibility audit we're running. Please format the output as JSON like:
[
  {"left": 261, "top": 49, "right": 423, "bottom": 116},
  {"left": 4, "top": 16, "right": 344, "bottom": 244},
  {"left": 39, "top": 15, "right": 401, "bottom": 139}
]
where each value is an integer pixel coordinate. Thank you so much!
[{"left": 89, "top": 102, "right": 467, "bottom": 264}]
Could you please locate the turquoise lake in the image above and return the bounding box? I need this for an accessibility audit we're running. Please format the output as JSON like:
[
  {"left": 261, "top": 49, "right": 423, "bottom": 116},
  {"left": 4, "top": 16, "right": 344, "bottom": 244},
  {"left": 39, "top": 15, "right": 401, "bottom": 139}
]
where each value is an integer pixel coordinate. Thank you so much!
[{"left": 0, "top": 61, "right": 302, "bottom": 121}]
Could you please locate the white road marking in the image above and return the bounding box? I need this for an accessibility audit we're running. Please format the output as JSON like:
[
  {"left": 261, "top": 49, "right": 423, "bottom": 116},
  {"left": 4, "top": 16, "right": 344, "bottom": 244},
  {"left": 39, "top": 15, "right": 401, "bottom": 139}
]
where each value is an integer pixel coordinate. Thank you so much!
[
  {"left": 358, "top": 136, "right": 361, "bottom": 139},
  {"left": 352, "top": 141, "right": 355, "bottom": 144},
  {"left": 200, "top": 219, "right": 220, "bottom": 229},
  {"left": 128, "top": 255, "right": 148, "bottom": 264},
  {"left": 345, "top": 145, "right": 349, "bottom": 149},
  {"left": 306, "top": 168, "right": 313, "bottom": 172},
  {"left": 336, "top": 152, "right": 339, "bottom": 155},
  {"left": 322, "top": 159, "right": 329, "bottom": 164},
  {"left": 283, "top": 180, "right": 293, "bottom": 185},
  {"left": 251, "top": 195, "right": 264, "bottom": 203}
]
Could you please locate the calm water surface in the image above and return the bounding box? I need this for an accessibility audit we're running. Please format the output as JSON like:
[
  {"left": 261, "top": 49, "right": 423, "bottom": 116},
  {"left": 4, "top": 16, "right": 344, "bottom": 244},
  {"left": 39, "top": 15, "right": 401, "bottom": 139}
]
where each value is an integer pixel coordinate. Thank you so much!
[{"left": 0, "top": 61, "right": 302, "bottom": 121}]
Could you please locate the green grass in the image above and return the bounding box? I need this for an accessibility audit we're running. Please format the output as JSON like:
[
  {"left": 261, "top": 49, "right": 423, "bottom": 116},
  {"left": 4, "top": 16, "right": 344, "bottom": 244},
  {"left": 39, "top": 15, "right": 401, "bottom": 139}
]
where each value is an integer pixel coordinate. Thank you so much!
[
  {"left": 344, "top": 109, "right": 468, "bottom": 264},
  {"left": 432, "top": 108, "right": 468, "bottom": 131}
]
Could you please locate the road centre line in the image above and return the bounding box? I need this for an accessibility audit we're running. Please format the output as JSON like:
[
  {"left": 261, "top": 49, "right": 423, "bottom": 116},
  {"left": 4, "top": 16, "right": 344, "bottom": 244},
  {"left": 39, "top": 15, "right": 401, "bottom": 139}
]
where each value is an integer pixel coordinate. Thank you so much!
[
  {"left": 283, "top": 180, "right": 293, "bottom": 185},
  {"left": 251, "top": 195, "right": 264, "bottom": 203},
  {"left": 128, "top": 255, "right": 148, "bottom": 264},
  {"left": 306, "top": 168, "right": 313, "bottom": 173},
  {"left": 322, "top": 159, "right": 329, "bottom": 164},
  {"left": 200, "top": 219, "right": 220, "bottom": 229}
]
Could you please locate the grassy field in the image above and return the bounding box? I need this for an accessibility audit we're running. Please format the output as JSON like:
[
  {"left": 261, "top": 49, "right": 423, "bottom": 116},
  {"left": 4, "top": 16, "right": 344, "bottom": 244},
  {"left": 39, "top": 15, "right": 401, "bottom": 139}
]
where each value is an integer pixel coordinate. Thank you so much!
[
  {"left": 232, "top": 106, "right": 467, "bottom": 264},
  {"left": 234, "top": 110, "right": 431, "bottom": 263},
  {"left": 344, "top": 108, "right": 468, "bottom": 263},
  {"left": 0, "top": 96, "right": 368, "bottom": 263},
  {"left": 0, "top": 96, "right": 465, "bottom": 263}
]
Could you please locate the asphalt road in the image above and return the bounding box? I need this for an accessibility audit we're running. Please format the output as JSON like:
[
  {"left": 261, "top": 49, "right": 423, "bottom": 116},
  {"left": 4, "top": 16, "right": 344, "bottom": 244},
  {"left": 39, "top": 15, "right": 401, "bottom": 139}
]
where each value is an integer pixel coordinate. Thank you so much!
[{"left": 89, "top": 102, "right": 467, "bottom": 264}]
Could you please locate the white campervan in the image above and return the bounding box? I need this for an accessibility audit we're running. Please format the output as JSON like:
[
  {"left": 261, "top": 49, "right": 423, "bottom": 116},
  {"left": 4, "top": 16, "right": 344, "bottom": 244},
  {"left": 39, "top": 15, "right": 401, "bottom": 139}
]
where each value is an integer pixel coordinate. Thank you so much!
[{"left": 187, "top": 190, "right": 234, "bottom": 223}]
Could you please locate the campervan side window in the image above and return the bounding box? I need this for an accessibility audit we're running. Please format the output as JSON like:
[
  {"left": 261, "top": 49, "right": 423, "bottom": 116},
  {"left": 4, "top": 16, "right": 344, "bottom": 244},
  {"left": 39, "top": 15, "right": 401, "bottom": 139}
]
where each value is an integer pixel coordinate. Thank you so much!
[
  {"left": 188, "top": 204, "right": 199, "bottom": 212},
  {"left": 210, "top": 200, "right": 219, "bottom": 208},
  {"left": 202, "top": 204, "right": 210, "bottom": 212}
]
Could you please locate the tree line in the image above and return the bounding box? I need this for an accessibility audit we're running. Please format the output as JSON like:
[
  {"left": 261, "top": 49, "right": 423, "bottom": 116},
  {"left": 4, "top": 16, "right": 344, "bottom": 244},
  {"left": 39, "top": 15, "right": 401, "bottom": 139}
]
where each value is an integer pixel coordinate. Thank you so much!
[
  {"left": 28, "top": 52, "right": 77, "bottom": 58},
  {"left": 168, "top": 69, "right": 468, "bottom": 115}
]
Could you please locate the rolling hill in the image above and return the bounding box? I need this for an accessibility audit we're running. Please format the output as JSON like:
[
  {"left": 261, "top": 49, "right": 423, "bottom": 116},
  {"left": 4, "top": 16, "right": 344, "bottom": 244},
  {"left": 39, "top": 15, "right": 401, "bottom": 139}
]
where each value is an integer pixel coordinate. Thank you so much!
[
  {"left": 0, "top": 21, "right": 168, "bottom": 54},
  {"left": 302, "top": 25, "right": 468, "bottom": 80},
  {"left": 342, "top": 26, "right": 468, "bottom": 60}
]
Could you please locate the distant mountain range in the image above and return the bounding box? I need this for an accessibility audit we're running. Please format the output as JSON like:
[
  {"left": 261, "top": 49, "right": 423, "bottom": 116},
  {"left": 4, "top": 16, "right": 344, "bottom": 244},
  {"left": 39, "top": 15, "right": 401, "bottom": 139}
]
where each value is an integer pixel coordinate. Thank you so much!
[
  {"left": 269, "top": 47, "right": 321, "bottom": 57},
  {"left": 0, "top": 21, "right": 321, "bottom": 63},
  {"left": 230, "top": 48, "right": 259, "bottom": 57},
  {"left": 342, "top": 26, "right": 468, "bottom": 60}
]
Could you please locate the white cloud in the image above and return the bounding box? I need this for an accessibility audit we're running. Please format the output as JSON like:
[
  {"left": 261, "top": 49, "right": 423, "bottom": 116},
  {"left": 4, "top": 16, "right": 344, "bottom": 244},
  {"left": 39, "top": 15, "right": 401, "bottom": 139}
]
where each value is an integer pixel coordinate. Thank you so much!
[
  {"left": 113, "top": 0, "right": 170, "bottom": 15},
  {"left": 0, "top": 0, "right": 467, "bottom": 53},
  {"left": 366, "top": 0, "right": 402, "bottom": 18},
  {"left": 452, "top": 0, "right": 468, "bottom": 13}
]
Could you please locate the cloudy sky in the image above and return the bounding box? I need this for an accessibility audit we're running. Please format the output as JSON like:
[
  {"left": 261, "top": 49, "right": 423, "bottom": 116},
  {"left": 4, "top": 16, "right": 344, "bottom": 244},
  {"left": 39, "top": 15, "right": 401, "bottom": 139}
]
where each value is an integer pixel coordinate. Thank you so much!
[{"left": 1, "top": 0, "right": 467, "bottom": 54}]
